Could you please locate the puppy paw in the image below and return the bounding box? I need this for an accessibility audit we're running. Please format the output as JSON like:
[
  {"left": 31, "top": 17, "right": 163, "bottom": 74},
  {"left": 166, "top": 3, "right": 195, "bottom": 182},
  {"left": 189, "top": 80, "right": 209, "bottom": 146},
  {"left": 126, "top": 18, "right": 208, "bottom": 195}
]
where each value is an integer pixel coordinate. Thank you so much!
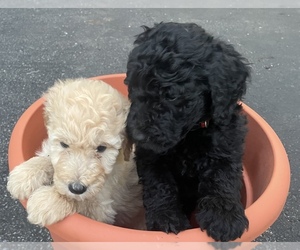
[
  {"left": 146, "top": 209, "right": 191, "bottom": 234},
  {"left": 7, "top": 156, "right": 53, "bottom": 200},
  {"left": 27, "top": 186, "right": 76, "bottom": 226},
  {"left": 196, "top": 199, "right": 248, "bottom": 242}
]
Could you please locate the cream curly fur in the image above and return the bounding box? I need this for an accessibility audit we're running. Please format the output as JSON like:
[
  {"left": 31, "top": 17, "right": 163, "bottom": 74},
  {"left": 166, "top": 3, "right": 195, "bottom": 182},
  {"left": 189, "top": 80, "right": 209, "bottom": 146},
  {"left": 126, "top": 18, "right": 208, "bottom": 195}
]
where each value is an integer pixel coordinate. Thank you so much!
[{"left": 7, "top": 78, "right": 144, "bottom": 229}]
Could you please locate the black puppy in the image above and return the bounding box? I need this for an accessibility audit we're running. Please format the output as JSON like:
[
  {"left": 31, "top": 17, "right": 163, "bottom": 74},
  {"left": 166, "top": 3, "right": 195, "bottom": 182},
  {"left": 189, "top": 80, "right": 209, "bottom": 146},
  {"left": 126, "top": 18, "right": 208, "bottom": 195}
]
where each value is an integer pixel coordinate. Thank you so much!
[{"left": 125, "top": 22, "right": 251, "bottom": 242}]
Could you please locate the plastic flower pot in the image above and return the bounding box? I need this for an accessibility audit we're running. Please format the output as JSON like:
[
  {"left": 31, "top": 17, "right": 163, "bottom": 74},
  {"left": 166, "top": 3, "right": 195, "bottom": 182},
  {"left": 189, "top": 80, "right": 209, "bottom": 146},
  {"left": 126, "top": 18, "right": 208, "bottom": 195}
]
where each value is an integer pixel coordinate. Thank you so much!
[{"left": 8, "top": 73, "right": 290, "bottom": 242}]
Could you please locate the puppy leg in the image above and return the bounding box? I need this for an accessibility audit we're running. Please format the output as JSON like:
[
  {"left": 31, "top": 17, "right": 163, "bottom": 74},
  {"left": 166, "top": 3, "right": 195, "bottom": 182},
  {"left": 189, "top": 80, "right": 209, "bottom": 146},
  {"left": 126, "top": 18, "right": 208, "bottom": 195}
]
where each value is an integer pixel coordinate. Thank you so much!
[
  {"left": 136, "top": 154, "right": 191, "bottom": 234},
  {"left": 27, "top": 186, "right": 76, "bottom": 226},
  {"left": 7, "top": 156, "right": 53, "bottom": 200},
  {"left": 195, "top": 165, "right": 248, "bottom": 242},
  {"left": 195, "top": 108, "right": 249, "bottom": 241}
]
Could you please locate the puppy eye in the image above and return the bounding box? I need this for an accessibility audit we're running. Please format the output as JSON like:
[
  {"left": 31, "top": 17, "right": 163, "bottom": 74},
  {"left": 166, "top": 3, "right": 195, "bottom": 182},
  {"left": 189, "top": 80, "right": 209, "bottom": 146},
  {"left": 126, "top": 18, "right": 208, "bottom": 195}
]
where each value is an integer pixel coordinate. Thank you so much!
[
  {"left": 60, "top": 142, "right": 69, "bottom": 148},
  {"left": 96, "top": 145, "right": 107, "bottom": 153}
]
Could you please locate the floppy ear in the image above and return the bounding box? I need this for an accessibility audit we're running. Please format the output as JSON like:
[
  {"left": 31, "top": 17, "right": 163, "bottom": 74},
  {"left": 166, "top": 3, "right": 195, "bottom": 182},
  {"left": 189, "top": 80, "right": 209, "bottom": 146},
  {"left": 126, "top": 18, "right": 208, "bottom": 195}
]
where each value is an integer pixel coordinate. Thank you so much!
[
  {"left": 208, "top": 43, "right": 250, "bottom": 125},
  {"left": 121, "top": 135, "right": 133, "bottom": 162}
]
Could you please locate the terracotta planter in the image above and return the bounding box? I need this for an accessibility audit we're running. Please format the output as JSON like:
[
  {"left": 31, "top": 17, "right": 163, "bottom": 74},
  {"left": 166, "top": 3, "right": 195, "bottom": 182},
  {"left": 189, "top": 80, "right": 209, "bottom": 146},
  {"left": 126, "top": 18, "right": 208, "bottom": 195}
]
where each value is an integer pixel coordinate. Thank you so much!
[{"left": 8, "top": 73, "right": 290, "bottom": 242}]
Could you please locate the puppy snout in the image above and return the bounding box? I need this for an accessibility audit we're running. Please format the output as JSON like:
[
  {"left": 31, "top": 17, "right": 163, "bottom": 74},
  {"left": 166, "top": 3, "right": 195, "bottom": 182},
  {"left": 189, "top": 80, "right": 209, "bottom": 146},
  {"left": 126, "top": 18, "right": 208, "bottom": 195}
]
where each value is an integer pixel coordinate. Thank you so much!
[
  {"left": 132, "top": 128, "right": 146, "bottom": 141},
  {"left": 68, "top": 182, "right": 87, "bottom": 195}
]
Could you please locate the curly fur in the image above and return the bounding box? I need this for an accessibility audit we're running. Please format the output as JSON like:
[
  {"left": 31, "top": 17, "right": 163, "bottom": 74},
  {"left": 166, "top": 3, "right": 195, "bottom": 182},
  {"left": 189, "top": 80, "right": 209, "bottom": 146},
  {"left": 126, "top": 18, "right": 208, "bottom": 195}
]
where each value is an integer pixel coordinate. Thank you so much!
[
  {"left": 7, "top": 78, "right": 144, "bottom": 229},
  {"left": 125, "top": 22, "right": 251, "bottom": 241}
]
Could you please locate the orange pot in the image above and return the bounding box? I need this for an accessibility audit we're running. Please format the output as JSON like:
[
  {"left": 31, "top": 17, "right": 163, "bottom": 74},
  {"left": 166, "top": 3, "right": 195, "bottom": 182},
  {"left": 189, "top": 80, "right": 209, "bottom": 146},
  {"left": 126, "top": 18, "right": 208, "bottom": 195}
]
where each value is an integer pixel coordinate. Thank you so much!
[{"left": 8, "top": 73, "right": 290, "bottom": 242}]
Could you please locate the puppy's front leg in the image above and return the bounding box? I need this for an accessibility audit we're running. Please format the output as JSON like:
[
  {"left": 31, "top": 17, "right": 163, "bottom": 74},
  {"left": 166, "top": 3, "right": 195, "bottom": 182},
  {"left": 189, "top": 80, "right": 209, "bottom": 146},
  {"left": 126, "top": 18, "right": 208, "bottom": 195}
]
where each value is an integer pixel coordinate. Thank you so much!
[
  {"left": 27, "top": 186, "right": 76, "bottom": 226},
  {"left": 136, "top": 156, "right": 191, "bottom": 234},
  {"left": 7, "top": 156, "right": 53, "bottom": 200},
  {"left": 195, "top": 159, "right": 248, "bottom": 242}
]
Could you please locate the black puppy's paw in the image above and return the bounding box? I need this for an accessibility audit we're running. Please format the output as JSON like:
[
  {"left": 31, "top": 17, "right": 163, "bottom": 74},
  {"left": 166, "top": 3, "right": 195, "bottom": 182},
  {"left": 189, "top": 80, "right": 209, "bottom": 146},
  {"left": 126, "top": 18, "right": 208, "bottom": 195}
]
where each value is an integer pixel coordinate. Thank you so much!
[
  {"left": 146, "top": 209, "right": 191, "bottom": 234},
  {"left": 196, "top": 201, "right": 248, "bottom": 241}
]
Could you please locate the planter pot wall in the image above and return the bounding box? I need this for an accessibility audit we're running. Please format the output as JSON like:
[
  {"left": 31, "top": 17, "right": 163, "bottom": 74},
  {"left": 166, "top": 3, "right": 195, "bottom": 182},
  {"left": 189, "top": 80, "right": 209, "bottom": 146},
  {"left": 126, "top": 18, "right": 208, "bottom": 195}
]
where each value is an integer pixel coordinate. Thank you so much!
[{"left": 8, "top": 74, "right": 290, "bottom": 242}]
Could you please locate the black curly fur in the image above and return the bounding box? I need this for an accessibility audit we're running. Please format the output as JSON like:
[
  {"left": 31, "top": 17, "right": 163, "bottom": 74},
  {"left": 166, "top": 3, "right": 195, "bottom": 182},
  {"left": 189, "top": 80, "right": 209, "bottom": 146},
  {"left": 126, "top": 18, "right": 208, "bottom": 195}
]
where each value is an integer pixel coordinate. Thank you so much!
[{"left": 125, "top": 22, "right": 251, "bottom": 242}]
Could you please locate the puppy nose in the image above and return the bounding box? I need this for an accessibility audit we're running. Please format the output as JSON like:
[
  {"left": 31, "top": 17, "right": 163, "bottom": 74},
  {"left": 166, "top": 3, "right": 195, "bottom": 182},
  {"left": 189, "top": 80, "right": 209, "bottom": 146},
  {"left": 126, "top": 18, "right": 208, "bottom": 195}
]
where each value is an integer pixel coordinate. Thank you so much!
[
  {"left": 68, "top": 182, "right": 87, "bottom": 194},
  {"left": 133, "top": 128, "right": 146, "bottom": 141}
]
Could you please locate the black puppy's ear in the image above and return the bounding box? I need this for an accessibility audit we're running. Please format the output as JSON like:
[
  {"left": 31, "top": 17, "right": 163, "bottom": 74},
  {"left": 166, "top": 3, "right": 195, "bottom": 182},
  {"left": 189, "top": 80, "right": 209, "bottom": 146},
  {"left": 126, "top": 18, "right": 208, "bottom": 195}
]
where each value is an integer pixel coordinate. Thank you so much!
[{"left": 208, "top": 43, "right": 251, "bottom": 125}]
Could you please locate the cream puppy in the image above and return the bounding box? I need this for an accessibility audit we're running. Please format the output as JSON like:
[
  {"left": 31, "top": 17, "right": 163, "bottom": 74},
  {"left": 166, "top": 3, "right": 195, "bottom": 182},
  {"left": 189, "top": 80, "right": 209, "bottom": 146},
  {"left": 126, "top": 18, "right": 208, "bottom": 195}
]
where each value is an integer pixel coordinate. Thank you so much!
[{"left": 7, "top": 78, "right": 144, "bottom": 229}]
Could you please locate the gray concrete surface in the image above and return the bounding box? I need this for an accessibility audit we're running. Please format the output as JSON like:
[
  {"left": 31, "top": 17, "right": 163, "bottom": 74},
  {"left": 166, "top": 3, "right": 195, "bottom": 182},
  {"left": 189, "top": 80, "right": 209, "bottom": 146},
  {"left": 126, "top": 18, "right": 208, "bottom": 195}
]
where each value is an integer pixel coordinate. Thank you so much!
[{"left": 0, "top": 9, "right": 299, "bottom": 242}]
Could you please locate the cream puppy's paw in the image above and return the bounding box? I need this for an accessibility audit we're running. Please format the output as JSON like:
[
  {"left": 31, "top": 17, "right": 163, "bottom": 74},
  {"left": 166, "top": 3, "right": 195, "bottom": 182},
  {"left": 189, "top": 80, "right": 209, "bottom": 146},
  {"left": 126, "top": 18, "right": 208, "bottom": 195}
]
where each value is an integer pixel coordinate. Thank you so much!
[
  {"left": 27, "top": 186, "right": 76, "bottom": 226},
  {"left": 7, "top": 156, "right": 53, "bottom": 200}
]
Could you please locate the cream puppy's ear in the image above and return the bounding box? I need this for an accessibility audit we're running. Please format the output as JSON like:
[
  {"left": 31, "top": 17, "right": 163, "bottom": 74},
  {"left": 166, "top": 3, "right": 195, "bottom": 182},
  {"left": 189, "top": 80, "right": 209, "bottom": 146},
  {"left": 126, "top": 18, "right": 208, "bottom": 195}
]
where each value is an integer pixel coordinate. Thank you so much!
[{"left": 122, "top": 136, "right": 133, "bottom": 162}]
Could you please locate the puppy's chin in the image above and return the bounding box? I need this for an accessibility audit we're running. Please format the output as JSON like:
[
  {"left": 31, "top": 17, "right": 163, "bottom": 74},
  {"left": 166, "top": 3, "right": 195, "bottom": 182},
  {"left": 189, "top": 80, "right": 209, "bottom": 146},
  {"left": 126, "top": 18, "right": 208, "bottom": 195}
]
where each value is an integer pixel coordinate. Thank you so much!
[{"left": 66, "top": 193, "right": 89, "bottom": 201}]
